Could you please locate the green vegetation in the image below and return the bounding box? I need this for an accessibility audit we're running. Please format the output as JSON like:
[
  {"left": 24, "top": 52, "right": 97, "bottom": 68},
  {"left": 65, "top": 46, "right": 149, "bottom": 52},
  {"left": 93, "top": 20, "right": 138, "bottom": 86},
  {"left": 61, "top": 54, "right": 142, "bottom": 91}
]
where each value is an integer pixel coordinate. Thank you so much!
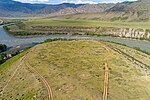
[
  {"left": 4, "top": 18, "right": 150, "bottom": 41},
  {"left": 0, "top": 50, "right": 41, "bottom": 100},
  {"left": 44, "top": 38, "right": 76, "bottom": 43},
  {"left": 0, "top": 52, "right": 7, "bottom": 64},
  {"left": 0, "top": 44, "right": 25, "bottom": 65},
  {"left": 0, "top": 44, "right": 7, "bottom": 52},
  {"left": 0, "top": 44, "right": 7, "bottom": 64},
  {"left": 104, "top": 41, "right": 150, "bottom": 68},
  {"left": 24, "top": 18, "right": 150, "bottom": 28},
  {"left": 0, "top": 50, "right": 27, "bottom": 70},
  {"left": 0, "top": 40, "right": 150, "bottom": 100}
]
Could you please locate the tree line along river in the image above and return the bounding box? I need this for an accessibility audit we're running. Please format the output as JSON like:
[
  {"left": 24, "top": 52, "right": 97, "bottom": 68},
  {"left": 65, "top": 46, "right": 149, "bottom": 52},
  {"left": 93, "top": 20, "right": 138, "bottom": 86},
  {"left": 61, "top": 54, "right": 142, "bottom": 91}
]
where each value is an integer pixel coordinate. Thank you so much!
[{"left": 0, "top": 26, "right": 150, "bottom": 53}]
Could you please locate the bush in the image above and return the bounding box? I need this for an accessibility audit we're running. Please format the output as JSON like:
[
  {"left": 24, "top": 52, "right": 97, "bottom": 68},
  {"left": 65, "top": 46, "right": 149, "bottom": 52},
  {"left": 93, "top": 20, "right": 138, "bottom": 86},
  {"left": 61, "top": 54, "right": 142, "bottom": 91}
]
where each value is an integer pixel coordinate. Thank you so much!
[
  {"left": 0, "top": 44, "right": 7, "bottom": 52},
  {"left": 0, "top": 52, "right": 7, "bottom": 64},
  {"left": 44, "top": 38, "right": 76, "bottom": 43},
  {"left": 10, "top": 51, "right": 19, "bottom": 56}
]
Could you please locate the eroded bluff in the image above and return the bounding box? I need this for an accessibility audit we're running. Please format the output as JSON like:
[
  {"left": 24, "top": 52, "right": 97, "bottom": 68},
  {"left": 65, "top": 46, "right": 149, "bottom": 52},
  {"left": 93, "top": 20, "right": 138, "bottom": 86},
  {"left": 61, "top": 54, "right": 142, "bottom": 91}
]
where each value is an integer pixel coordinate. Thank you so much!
[{"left": 25, "top": 26, "right": 150, "bottom": 39}]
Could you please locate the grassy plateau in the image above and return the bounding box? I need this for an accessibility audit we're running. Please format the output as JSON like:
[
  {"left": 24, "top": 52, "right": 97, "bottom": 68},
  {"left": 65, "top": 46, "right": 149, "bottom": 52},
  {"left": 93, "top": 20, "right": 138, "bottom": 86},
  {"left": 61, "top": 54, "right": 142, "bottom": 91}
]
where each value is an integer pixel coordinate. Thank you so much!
[
  {"left": 19, "top": 18, "right": 150, "bottom": 28},
  {"left": 0, "top": 40, "right": 150, "bottom": 100}
]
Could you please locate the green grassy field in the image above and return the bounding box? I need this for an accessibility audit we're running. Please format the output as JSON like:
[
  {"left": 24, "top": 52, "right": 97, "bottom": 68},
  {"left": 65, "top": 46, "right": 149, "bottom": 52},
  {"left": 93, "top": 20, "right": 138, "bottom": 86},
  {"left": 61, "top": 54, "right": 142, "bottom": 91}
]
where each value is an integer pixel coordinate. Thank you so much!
[
  {"left": 0, "top": 40, "right": 150, "bottom": 100},
  {"left": 24, "top": 18, "right": 150, "bottom": 28}
]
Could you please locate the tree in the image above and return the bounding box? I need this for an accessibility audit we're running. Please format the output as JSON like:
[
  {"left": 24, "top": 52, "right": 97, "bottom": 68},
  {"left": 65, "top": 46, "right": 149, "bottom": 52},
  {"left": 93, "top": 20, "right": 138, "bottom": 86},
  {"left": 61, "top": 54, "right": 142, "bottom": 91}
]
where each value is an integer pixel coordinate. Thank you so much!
[
  {"left": 0, "top": 52, "right": 7, "bottom": 64},
  {"left": 0, "top": 44, "right": 7, "bottom": 52},
  {"left": 10, "top": 51, "right": 19, "bottom": 56}
]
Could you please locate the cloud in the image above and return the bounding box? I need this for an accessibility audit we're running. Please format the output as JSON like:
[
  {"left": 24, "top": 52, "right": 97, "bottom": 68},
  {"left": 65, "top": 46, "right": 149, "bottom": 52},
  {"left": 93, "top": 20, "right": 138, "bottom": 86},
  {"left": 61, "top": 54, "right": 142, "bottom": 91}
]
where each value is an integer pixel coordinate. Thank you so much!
[
  {"left": 14, "top": 0, "right": 137, "bottom": 4},
  {"left": 99, "top": 0, "right": 137, "bottom": 3},
  {"left": 62, "top": 0, "right": 97, "bottom": 4},
  {"left": 62, "top": 0, "right": 137, "bottom": 4},
  {"left": 14, "top": 0, "right": 49, "bottom": 3}
]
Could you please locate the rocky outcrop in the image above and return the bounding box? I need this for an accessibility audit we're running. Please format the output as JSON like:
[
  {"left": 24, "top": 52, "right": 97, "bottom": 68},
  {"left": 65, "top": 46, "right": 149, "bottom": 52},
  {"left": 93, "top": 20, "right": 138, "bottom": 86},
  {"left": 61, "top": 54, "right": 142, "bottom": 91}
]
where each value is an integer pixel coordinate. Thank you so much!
[
  {"left": 96, "top": 27, "right": 150, "bottom": 39},
  {"left": 26, "top": 26, "right": 150, "bottom": 39}
]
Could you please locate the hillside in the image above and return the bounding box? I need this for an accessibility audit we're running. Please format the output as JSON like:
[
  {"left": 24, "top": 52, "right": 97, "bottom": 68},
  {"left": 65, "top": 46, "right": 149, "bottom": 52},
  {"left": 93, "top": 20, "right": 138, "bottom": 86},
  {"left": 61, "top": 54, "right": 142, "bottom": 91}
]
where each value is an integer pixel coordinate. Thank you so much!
[
  {"left": 34, "top": 3, "right": 84, "bottom": 15},
  {"left": 106, "top": 0, "right": 150, "bottom": 21},
  {"left": 0, "top": 0, "right": 83, "bottom": 17},
  {"left": 1, "top": 0, "right": 150, "bottom": 21},
  {"left": 48, "top": 3, "right": 115, "bottom": 17},
  {"left": 50, "top": 0, "right": 150, "bottom": 21},
  {"left": 0, "top": 40, "right": 150, "bottom": 100},
  {"left": 0, "top": 0, "right": 47, "bottom": 17}
]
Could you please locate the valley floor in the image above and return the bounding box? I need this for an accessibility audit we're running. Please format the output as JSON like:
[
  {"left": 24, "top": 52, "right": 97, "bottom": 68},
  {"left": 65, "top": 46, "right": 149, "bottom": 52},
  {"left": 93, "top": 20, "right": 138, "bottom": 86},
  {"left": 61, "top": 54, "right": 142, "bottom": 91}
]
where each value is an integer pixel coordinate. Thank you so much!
[
  {"left": 0, "top": 40, "right": 150, "bottom": 100},
  {"left": 5, "top": 18, "right": 150, "bottom": 40}
]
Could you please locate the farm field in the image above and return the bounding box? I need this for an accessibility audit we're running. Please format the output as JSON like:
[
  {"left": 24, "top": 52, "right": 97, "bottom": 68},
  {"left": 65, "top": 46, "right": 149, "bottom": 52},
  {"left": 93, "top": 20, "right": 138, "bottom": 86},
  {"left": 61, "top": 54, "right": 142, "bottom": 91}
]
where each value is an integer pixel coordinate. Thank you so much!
[{"left": 0, "top": 40, "right": 150, "bottom": 100}]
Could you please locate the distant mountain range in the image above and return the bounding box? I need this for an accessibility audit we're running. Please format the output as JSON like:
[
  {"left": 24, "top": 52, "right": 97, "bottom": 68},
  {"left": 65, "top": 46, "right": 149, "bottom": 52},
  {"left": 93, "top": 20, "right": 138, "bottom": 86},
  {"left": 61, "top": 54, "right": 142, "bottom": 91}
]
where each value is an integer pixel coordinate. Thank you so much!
[
  {"left": 0, "top": 0, "right": 83, "bottom": 17},
  {"left": 47, "top": 3, "right": 115, "bottom": 17},
  {"left": 0, "top": 0, "right": 150, "bottom": 21},
  {"left": 48, "top": 0, "right": 150, "bottom": 21}
]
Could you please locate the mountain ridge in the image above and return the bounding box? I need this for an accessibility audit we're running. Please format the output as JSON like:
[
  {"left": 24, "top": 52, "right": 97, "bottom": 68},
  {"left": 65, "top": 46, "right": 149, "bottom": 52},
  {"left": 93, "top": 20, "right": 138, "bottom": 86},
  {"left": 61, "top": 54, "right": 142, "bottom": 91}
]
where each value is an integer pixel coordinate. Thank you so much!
[
  {"left": 48, "top": 0, "right": 150, "bottom": 21},
  {"left": 0, "top": 0, "right": 150, "bottom": 21},
  {"left": 0, "top": 0, "right": 84, "bottom": 17}
]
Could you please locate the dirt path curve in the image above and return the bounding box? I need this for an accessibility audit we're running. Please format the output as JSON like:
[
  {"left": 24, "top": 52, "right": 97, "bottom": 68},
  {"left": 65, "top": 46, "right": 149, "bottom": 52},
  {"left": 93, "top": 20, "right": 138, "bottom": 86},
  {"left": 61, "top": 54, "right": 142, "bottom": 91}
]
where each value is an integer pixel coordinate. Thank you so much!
[
  {"left": 0, "top": 48, "right": 54, "bottom": 100},
  {"left": 0, "top": 55, "right": 27, "bottom": 95},
  {"left": 25, "top": 48, "right": 53, "bottom": 100},
  {"left": 26, "top": 62, "right": 53, "bottom": 100},
  {"left": 102, "top": 46, "right": 110, "bottom": 100}
]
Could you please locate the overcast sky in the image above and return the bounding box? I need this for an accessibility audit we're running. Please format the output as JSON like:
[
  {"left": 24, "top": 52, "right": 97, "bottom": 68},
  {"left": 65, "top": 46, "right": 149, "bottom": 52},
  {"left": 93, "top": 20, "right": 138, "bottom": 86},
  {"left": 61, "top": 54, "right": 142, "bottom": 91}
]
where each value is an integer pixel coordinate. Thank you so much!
[{"left": 14, "top": 0, "right": 137, "bottom": 4}]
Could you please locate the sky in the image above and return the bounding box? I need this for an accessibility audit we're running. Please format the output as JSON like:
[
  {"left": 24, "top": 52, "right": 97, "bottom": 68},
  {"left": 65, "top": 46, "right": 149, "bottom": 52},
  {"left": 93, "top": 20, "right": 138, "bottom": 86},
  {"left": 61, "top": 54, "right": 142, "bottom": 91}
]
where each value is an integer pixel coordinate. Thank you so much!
[{"left": 14, "top": 0, "right": 137, "bottom": 4}]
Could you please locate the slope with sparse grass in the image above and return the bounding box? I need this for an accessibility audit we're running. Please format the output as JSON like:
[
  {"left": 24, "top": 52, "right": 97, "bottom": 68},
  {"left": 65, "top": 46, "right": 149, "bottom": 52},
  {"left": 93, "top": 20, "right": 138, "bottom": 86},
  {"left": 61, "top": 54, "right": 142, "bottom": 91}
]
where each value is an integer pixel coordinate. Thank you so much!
[
  {"left": 49, "top": 0, "right": 150, "bottom": 21},
  {"left": 0, "top": 40, "right": 150, "bottom": 100}
]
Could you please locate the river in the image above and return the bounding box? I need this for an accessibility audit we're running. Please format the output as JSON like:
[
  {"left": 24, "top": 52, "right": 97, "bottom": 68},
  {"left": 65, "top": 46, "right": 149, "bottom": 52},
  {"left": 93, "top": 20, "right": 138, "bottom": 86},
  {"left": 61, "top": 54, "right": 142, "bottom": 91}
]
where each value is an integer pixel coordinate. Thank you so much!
[{"left": 0, "top": 26, "right": 150, "bottom": 52}]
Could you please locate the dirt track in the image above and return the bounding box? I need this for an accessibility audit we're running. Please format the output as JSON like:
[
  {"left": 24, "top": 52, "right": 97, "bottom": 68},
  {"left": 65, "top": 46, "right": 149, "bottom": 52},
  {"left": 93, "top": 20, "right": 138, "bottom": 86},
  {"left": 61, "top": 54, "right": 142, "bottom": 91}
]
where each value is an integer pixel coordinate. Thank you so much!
[
  {"left": 25, "top": 62, "right": 53, "bottom": 100},
  {"left": 26, "top": 48, "right": 53, "bottom": 100},
  {"left": 0, "top": 55, "right": 27, "bottom": 96},
  {"left": 102, "top": 46, "right": 110, "bottom": 100},
  {"left": 0, "top": 49, "right": 53, "bottom": 100}
]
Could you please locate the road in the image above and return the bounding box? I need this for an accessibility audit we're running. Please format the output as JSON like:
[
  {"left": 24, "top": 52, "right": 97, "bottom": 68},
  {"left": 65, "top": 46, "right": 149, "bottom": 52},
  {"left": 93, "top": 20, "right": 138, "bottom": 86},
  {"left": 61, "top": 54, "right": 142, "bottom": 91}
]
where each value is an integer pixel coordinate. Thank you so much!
[{"left": 102, "top": 46, "right": 110, "bottom": 100}]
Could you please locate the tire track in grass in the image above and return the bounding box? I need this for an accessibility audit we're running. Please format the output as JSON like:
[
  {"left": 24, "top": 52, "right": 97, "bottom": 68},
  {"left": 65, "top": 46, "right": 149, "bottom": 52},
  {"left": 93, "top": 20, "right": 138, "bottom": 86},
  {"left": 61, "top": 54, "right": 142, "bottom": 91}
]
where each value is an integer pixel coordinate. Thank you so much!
[
  {"left": 25, "top": 48, "right": 53, "bottom": 100},
  {"left": 102, "top": 46, "right": 110, "bottom": 100},
  {"left": 0, "top": 48, "right": 54, "bottom": 100},
  {"left": 25, "top": 62, "right": 53, "bottom": 100},
  {"left": 0, "top": 55, "right": 27, "bottom": 96}
]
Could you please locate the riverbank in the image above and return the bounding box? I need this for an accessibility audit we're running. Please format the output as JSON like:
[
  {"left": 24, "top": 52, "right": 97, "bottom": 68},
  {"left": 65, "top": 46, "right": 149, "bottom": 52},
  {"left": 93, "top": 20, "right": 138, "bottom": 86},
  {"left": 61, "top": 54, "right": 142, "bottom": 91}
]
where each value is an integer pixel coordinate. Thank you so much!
[
  {"left": 4, "top": 23, "right": 150, "bottom": 42},
  {"left": 0, "top": 42, "right": 37, "bottom": 65},
  {"left": 0, "top": 25, "right": 150, "bottom": 53},
  {"left": 3, "top": 25, "right": 150, "bottom": 43}
]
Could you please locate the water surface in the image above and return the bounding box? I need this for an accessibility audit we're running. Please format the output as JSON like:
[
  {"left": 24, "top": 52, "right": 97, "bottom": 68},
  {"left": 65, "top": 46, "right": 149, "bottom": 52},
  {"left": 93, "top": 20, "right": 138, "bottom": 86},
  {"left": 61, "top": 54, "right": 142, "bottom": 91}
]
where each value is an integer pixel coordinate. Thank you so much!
[{"left": 0, "top": 26, "right": 150, "bottom": 52}]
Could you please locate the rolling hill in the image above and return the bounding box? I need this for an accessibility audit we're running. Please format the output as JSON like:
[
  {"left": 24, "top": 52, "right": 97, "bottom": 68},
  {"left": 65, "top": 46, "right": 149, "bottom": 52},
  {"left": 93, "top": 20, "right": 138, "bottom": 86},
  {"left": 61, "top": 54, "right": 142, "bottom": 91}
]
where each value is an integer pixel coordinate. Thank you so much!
[
  {"left": 0, "top": 0, "right": 83, "bottom": 17},
  {"left": 0, "top": 40, "right": 150, "bottom": 100},
  {"left": 0, "top": 0, "right": 47, "bottom": 17},
  {"left": 47, "top": 3, "right": 115, "bottom": 17},
  {"left": 49, "top": 0, "right": 150, "bottom": 21},
  {"left": 1, "top": 0, "right": 150, "bottom": 21}
]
